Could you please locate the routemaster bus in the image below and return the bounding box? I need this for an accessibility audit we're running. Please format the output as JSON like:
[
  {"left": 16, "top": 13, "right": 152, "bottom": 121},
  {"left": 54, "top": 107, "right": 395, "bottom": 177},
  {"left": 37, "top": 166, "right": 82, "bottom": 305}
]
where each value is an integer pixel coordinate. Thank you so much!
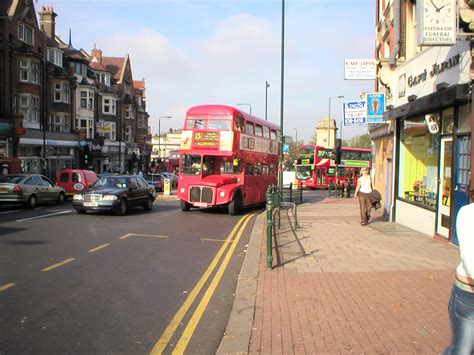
[
  {"left": 295, "top": 144, "right": 371, "bottom": 189},
  {"left": 177, "top": 104, "right": 280, "bottom": 215}
]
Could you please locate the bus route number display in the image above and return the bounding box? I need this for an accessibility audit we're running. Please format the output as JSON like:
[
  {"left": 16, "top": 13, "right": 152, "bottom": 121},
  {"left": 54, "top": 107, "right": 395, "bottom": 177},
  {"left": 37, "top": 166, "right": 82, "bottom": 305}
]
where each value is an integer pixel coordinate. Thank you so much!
[{"left": 193, "top": 132, "right": 219, "bottom": 148}]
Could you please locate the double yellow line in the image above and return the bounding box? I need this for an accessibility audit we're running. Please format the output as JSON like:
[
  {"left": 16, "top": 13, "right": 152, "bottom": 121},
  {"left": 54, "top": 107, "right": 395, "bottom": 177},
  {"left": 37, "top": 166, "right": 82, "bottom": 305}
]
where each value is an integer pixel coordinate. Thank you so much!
[{"left": 150, "top": 213, "right": 254, "bottom": 355}]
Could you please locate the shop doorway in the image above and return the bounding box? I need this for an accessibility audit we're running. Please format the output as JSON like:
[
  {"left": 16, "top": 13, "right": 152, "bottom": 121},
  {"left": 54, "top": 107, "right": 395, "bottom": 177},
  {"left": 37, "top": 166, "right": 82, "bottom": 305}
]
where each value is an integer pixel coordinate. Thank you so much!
[
  {"left": 452, "top": 135, "right": 471, "bottom": 245},
  {"left": 436, "top": 137, "right": 453, "bottom": 238}
]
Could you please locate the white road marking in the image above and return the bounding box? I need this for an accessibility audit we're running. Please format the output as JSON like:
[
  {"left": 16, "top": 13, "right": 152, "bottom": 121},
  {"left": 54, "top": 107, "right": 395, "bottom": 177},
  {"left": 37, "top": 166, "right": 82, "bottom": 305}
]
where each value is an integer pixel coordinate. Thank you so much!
[
  {"left": 120, "top": 233, "right": 168, "bottom": 240},
  {"left": 0, "top": 210, "right": 22, "bottom": 215},
  {"left": 16, "top": 210, "right": 72, "bottom": 222}
]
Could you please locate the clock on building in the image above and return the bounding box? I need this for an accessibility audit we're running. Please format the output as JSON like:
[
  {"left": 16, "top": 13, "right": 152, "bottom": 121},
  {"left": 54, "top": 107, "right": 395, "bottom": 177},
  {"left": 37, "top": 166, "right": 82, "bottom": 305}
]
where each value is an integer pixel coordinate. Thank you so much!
[{"left": 417, "top": 0, "right": 457, "bottom": 46}]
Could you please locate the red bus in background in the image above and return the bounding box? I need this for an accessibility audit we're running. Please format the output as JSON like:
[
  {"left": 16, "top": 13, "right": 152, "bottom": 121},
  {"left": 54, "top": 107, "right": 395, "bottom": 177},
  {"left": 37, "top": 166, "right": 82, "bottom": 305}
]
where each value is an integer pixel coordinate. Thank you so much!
[
  {"left": 294, "top": 144, "right": 371, "bottom": 189},
  {"left": 177, "top": 104, "right": 280, "bottom": 215}
]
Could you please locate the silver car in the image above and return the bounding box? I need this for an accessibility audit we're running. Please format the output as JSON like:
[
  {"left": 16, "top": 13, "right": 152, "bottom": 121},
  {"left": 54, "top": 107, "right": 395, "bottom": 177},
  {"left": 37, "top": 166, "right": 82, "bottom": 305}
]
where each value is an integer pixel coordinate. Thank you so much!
[{"left": 0, "top": 174, "right": 66, "bottom": 208}]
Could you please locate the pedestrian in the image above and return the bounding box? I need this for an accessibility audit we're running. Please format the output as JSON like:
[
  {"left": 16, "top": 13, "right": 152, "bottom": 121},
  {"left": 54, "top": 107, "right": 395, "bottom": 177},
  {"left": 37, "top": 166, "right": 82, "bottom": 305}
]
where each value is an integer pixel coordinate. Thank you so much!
[
  {"left": 353, "top": 167, "right": 373, "bottom": 226},
  {"left": 444, "top": 190, "right": 474, "bottom": 354}
]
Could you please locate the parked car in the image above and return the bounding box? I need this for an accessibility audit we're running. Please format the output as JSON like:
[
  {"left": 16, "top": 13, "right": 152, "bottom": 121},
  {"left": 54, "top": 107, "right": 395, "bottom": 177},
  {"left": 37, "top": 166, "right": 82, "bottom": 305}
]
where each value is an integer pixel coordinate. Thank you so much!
[
  {"left": 161, "top": 172, "right": 178, "bottom": 187},
  {"left": 55, "top": 169, "right": 98, "bottom": 197},
  {"left": 72, "top": 175, "right": 155, "bottom": 215},
  {"left": 144, "top": 173, "right": 165, "bottom": 192},
  {"left": 0, "top": 174, "right": 65, "bottom": 208}
]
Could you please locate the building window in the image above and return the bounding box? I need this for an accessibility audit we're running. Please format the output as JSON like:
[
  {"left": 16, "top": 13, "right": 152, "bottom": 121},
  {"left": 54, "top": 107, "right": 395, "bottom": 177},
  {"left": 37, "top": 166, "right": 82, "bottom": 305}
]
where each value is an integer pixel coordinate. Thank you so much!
[
  {"left": 20, "top": 60, "right": 29, "bottom": 82},
  {"left": 125, "top": 104, "right": 134, "bottom": 119},
  {"left": 31, "top": 62, "right": 40, "bottom": 84},
  {"left": 18, "top": 24, "right": 34, "bottom": 45},
  {"left": 71, "top": 62, "right": 85, "bottom": 76},
  {"left": 80, "top": 91, "right": 87, "bottom": 108},
  {"left": 47, "top": 48, "right": 63, "bottom": 67},
  {"left": 125, "top": 125, "right": 133, "bottom": 143},
  {"left": 96, "top": 72, "right": 111, "bottom": 86},
  {"left": 103, "top": 96, "right": 116, "bottom": 115},
  {"left": 54, "top": 83, "right": 61, "bottom": 102},
  {"left": 19, "top": 94, "right": 40, "bottom": 127},
  {"left": 398, "top": 116, "right": 439, "bottom": 209},
  {"left": 54, "top": 83, "right": 70, "bottom": 103},
  {"left": 80, "top": 90, "right": 94, "bottom": 109}
]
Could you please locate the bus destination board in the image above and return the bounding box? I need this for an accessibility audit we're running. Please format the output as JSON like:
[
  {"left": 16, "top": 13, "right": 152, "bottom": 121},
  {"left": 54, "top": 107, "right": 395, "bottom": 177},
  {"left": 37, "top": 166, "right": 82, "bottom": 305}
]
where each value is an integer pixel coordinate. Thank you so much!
[{"left": 193, "top": 131, "right": 219, "bottom": 148}]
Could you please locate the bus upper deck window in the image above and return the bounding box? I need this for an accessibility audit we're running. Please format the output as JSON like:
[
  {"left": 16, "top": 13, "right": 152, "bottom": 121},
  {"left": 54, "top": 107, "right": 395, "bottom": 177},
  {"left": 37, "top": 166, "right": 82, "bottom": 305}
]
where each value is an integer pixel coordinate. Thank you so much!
[
  {"left": 263, "top": 126, "right": 270, "bottom": 139},
  {"left": 270, "top": 130, "right": 277, "bottom": 140},
  {"left": 234, "top": 117, "right": 244, "bottom": 132},
  {"left": 246, "top": 122, "right": 254, "bottom": 135},
  {"left": 255, "top": 125, "right": 263, "bottom": 137},
  {"left": 208, "top": 118, "right": 231, "bottom": 130}
]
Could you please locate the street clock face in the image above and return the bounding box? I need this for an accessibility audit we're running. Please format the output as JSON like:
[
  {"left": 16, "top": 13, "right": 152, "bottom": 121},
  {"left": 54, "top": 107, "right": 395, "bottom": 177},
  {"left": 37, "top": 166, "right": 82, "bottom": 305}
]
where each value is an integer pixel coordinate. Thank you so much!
[{"left": 417, "top": 0, "right": 457, "bottom": 45}]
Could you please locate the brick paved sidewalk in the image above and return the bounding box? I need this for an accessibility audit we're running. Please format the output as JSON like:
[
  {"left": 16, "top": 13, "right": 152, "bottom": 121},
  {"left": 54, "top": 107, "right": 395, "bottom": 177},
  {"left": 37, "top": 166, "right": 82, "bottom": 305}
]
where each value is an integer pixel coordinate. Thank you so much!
[{"left": 248, "top": 198, "right": 459, "bottom": 354}]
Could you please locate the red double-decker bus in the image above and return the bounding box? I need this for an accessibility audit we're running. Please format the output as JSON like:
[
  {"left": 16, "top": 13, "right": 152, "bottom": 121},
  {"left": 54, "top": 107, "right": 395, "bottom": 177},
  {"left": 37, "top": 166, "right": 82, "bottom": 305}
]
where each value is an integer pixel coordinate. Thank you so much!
[
  {"left": 295, "top": 144, "right": 371, "bottom": 189},
  {"left": 177, "top": 105, "right": 280, "bottom": 215}
]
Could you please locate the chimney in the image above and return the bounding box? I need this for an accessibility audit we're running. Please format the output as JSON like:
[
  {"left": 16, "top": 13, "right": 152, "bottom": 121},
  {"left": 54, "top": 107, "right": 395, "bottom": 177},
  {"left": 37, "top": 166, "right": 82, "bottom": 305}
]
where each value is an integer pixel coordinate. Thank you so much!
[
  {"left": 38, "top": 7, "right": 57, "bottom": 39},
  {"left": 91, "top": 47, "right": 103, "bottom": 63}
]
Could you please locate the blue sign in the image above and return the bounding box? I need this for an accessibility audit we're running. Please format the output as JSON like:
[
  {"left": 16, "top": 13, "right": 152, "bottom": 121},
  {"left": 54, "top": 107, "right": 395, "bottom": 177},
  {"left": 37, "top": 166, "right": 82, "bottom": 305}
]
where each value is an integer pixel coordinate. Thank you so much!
[
  {"left": 366, "top": 92, "right": 385, "bottom": 124},
  {"left": 282, "top": 144, "right": 290, "bottom": 153},
  {"left": 343, "top": 101, "right": 367, "bottom": 127}
]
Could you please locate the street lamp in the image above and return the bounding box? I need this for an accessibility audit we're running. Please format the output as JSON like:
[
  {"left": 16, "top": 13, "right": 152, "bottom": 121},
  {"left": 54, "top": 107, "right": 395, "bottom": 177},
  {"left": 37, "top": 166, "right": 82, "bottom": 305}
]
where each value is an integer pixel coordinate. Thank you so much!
[
  {"left": 328, "top": 95, "right": 344, "bottom": 148},
  {"left": 158, "top": 116, "right": 171, "bottom": 159},
  {"left": 265, "top": 81, "right": 270, "bottom": 121},
  {"left": 294, "top": 128, "right": 298, "bottom": 146},
  {"left": 279, "top": 0, "right": 285, "bottom": 190},
  {"left": 236, "top": 103, "right": 252, "bottom": 114}
]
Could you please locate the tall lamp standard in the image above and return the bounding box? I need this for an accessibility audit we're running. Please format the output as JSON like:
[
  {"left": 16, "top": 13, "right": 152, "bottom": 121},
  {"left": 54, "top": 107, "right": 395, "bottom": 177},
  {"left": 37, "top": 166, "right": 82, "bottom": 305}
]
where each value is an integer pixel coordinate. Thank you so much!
[
  {"left": 294, "top": 128, "right": 298, "bottom": 146},
  {"left": 327, "top": 95, "right": 344, "bottom": 148},
  {"left": 236, "top": 103, "right": 252, "bottom": 114},
  {"left": 279, "top": 0, "right": 285, "bottom": 190},
  {"left": 265, "top": 81, "right": 270, "bottom": 120},
  {"left": 158, "top": 116, "right": 171, "bottom": 160}
]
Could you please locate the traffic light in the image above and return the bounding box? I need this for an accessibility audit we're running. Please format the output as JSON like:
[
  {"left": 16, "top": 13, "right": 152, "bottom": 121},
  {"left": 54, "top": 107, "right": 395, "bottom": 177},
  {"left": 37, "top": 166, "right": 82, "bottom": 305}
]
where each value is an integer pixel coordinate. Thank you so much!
[{"left": 335, "top": 138, "right": 342, "bottom": 165}]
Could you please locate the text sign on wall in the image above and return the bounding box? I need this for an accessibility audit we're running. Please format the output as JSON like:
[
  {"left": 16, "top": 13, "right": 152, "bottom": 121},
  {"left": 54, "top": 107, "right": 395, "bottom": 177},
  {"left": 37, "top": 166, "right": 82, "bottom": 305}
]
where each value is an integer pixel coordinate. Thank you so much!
[
  {"left": 344, "top": 59, "right": 376, "bottom": 80},
  {"left": 343, "top": 101, "right": 367, "bottom": 126},
  {"left": 366, "top": 93, "right": 385, "bottom": 124}
]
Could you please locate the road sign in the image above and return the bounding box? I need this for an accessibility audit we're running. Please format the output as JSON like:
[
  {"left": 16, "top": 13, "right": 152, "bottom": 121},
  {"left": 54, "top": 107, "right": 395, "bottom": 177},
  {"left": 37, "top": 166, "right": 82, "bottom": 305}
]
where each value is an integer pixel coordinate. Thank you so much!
[
  {"left": 366, "top": 93, "right": 385, "bottom": 124},
  {"left": 282, "top": 144, "right": 290, "bottom": 153},
  {"left": 164, "top": 178, "right": 171, "bottom": 196},
  {"left": 343, "top": 101, "right": 367, "bottom": 126}
]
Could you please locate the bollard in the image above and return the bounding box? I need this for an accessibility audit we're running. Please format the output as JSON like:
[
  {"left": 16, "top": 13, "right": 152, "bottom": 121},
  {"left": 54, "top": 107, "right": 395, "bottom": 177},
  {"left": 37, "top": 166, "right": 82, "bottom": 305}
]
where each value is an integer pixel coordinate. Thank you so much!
[
  {"left": 343, "top": 183, "right": 350, "bottom": 198},
  {"left": 266, "top": 188, "right": 273, "bottom": 269}
]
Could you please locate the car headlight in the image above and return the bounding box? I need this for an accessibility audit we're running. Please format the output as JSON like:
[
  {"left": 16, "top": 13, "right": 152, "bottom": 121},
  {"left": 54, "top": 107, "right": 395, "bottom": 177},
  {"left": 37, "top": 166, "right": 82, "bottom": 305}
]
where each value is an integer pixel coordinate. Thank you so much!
[
  {"left": 219, "top": 191, "right": 226, "bottom": 198},
  {"left": 180, "top": 187, "right": 185, "bottom": 193},
  {"left": 73, "top": 194, "right": 84, "bottom": 200},
  {"left": 102, "top": 195, "right": 118, "bottom": 201}
]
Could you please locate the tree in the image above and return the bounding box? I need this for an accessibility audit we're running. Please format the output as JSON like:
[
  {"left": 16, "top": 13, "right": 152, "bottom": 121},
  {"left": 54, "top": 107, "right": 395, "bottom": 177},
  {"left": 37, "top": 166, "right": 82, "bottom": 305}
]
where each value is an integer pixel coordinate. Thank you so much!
[
  {"left": 283, "top": 139, "right": 304, "bottom": 171},
  {"left": 343, "top": 134, "right": 371, "bottom": 148}
]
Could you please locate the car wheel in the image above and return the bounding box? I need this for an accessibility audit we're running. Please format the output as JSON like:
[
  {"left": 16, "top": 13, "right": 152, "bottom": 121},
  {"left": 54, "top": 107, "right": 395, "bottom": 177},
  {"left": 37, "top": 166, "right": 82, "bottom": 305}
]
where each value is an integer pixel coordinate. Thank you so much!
[
  {"left": 57, "top": 192, "right": 65, "bottom": 205},
  {"left": 228, "top": 192, "right": 242, "bottom": 216},
  {"left": 116, "top": 198, "right": 128, "bottom": 216},
  {"left": 26, "top": 195, "right": 37, "bottom": 209},
  {"left": 143, "top": 196, "right": 153, "bottom": 211},
  {"left": 180, "top": 200, "right": 191, "bottom": 211},
  {"left": 76, "top": 209, "right": 86, "bottom": 214}
]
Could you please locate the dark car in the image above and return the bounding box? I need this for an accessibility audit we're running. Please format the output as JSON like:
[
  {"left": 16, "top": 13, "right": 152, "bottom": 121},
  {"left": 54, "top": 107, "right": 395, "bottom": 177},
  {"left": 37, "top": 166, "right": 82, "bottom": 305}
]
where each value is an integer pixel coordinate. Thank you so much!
[
  {"left": 144, "top": 173, "right": 165, "bottom": 192},
  {"left": 72, "top": 175, "right": 155, "bottom": 215}
]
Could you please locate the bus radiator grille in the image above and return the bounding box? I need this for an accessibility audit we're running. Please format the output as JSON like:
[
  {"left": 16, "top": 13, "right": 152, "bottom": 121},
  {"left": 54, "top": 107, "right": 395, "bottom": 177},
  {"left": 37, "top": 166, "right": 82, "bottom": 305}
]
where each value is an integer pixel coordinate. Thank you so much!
[{"left": 190, "top": 186, "right": 213, "bottom": 204}]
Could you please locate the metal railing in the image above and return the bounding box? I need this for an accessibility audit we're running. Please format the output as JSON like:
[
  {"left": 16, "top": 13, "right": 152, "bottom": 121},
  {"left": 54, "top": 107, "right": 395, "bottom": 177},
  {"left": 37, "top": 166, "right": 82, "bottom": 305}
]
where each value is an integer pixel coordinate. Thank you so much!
[{"left": 266, "top": 184, "right": 300, "bottom": 269}]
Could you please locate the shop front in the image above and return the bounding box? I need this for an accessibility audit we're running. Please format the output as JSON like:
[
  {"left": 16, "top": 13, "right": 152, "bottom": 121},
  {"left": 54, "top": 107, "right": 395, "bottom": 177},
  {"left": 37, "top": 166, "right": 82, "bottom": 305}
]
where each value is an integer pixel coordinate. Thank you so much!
[{"left": 387, "top": 40, "right": 472, "bottom": 243}]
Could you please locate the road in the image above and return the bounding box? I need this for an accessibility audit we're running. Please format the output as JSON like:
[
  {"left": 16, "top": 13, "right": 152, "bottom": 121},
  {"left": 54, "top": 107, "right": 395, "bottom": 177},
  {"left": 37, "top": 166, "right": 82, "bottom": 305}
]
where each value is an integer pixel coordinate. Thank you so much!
[
  {"left": 0, "top": 196, "right": 258, "bottom": 354},
  {"left": 0, "top": 189, "right": 330, "bottom": 354}
]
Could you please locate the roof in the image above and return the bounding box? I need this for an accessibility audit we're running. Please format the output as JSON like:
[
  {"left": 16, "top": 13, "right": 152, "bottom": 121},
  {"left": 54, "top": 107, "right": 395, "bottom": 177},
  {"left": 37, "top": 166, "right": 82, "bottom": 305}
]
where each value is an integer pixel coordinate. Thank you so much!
[
  {"left": 102, "top": 56, "right": 125, "bottom": 81},
  {"left": 133, "top": 80, "right": 145, "bottom": 90},
  {"left": 89, "top": 59, "right": 108, "bottom": 72}
]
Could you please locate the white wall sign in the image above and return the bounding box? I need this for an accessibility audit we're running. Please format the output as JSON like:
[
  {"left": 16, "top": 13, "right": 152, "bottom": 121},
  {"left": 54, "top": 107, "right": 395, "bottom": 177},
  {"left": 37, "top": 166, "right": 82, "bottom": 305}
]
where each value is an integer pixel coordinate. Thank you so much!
[
  {"left": 344, "top": 59, "right": 376, "bottom": 80},
  {"left": 392, "top": 40, "right": 471, "bottom": 107},
  {"left": 416, "top": 0, "right": 457, "bottom": 46},
  {"left": 343, "top": 101, "right": 367, "bottom": 126}
]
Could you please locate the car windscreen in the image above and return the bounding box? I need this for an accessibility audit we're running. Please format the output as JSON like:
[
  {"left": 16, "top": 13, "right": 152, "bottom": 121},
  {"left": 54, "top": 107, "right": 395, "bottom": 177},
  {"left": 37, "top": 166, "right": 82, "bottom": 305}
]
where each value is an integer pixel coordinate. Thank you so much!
[
  {"left": 0, "top": 175, "right": 25, "bottom": 183},
  {"left": 94, "top": 177, "right": 129, "bottom": 188}
]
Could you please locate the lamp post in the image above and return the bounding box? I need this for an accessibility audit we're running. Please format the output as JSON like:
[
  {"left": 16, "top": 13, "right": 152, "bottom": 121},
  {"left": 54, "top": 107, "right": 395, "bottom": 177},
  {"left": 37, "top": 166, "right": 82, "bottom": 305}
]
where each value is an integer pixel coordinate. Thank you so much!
[
  {"left": 294, "top": 128, "right": 297, "bottom": 146},
  {"left": 279, "top": 0, "right": 285, "bottom": 190},
  {"left": 265, "top": 81, "right": 270, "bottom": 121},
  {"left": 236, "top": 103, "right": 252, "bottom": 114},
  {"left": 158, "top": 116, "right": 171, "bottom": 159},
  {"left": 327, "top": 95, "right": 344, "bottom": 148}
]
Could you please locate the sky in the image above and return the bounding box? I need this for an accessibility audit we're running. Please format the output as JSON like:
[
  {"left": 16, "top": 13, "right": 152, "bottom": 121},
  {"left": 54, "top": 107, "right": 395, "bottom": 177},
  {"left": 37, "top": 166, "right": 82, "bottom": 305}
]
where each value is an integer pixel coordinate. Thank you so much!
[{"left": 35, "top": 0, "right": 375, "bottom": 142}]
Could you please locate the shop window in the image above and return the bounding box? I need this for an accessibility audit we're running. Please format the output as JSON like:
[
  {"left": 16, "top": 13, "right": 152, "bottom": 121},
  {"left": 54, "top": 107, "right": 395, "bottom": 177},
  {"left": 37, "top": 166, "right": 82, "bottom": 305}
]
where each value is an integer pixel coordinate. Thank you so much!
[
  {"left": 442, "top": 108, "right": 454, "bottom": 135},
  {"left": 398, "top": 116, "right": 439, "bottom": 209}
]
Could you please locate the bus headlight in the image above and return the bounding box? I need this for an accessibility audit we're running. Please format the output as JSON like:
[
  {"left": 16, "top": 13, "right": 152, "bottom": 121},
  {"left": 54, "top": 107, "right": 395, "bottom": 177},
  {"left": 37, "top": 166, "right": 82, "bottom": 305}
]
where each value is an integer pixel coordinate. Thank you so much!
[
  {"left": 219, "top": 191, "right": 226, "bottom": 198},
  {"left": 180, "top": 187, "right": 185, "bottom": 193}
]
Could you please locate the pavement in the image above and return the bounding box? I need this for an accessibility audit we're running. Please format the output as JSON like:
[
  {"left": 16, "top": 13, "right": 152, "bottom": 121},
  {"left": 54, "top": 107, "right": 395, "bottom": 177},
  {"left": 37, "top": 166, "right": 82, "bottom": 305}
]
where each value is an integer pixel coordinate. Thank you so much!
[{"left": 218, "top": 196, "right": 460, "bottom": 354}]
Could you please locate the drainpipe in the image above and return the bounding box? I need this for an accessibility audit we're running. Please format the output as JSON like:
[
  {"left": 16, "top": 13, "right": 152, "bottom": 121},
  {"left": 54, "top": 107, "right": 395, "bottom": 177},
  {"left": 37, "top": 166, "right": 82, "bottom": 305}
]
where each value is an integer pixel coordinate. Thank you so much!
[{"left": 388, "top": 0, "right": 400, "bottom": 66}]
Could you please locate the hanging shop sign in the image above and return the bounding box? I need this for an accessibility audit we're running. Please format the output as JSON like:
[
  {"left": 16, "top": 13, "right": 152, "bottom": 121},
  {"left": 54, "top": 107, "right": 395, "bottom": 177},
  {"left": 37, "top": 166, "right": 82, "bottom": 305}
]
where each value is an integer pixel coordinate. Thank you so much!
[
  {"left": 416, "top": 0, "right": 456, "bottom": 46},
  {"left": 344, "top": 59, "right": 376, "bottom": 80},
  {"left": 343, "top": 101, "right": 367, "bottom": 126},
  {"left": 366, "top": 93, "right": 385, "bottom": 124}
]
